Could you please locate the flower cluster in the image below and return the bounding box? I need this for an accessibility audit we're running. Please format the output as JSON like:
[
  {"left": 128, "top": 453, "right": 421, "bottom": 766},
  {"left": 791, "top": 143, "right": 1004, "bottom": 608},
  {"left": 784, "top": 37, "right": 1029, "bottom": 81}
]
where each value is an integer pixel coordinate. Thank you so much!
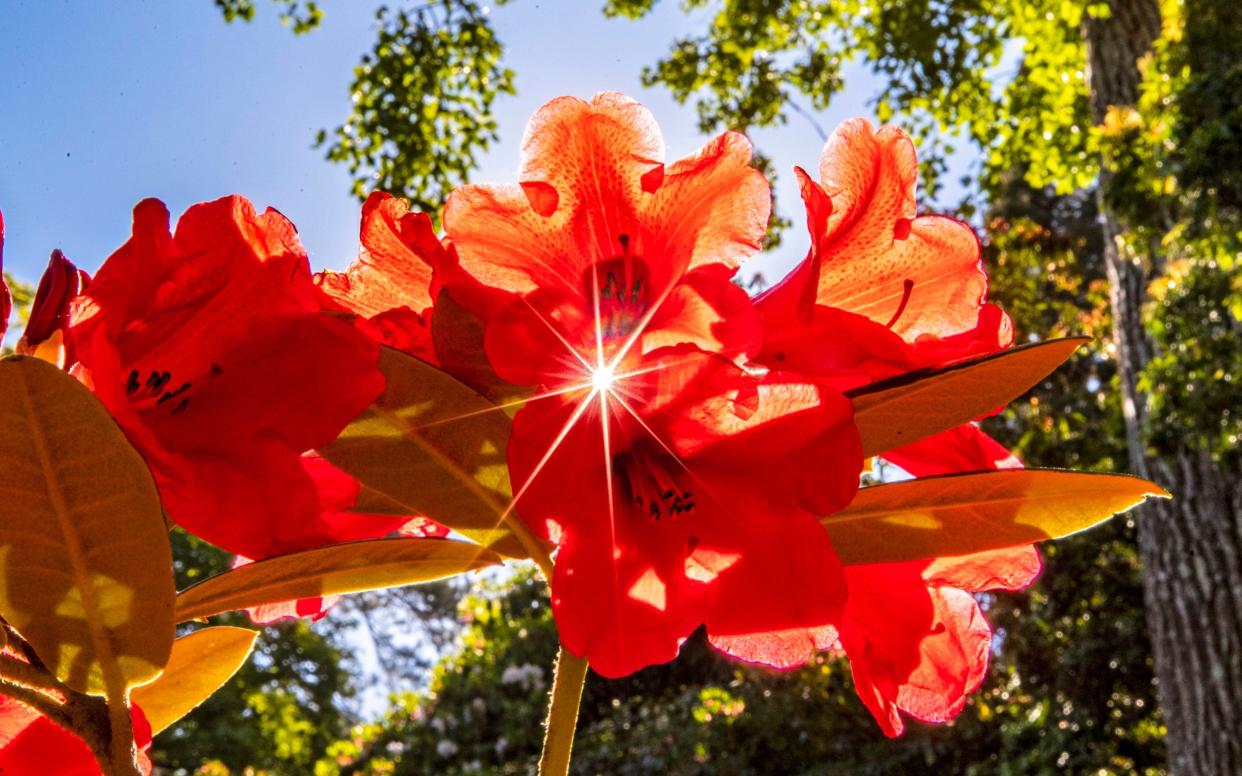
[
  {"left": 0, "top": 92, "right": 1164, "bottom": 772},
  {"left": 427, "top": 95, "right": 1033, "bottom": 733}
]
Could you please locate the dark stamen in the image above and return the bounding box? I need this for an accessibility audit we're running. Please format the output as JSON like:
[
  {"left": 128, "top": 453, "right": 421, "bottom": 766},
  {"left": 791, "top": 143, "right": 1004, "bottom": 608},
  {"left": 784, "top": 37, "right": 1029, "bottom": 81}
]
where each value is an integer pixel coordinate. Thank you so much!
[
  {"left": 145, "top": 371, "right": 172, "bottom": 394},
  {"left": 157, "top": 382, "right": 192, "bottom": 405}
]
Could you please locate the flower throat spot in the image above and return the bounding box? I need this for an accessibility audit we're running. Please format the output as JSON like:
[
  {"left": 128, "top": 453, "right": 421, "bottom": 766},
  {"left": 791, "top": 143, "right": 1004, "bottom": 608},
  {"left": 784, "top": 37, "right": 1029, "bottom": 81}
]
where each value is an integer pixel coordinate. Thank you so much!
[{"left": 587, "top": 234, "right": 651, "bottom": 342}]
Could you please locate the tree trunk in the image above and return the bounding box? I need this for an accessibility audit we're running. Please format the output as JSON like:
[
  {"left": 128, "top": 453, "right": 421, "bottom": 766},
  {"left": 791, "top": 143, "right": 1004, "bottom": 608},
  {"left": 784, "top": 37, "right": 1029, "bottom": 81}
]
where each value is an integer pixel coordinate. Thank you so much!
[{"left": 1084, "top": 2, "right": 1242, "bottom": 773}]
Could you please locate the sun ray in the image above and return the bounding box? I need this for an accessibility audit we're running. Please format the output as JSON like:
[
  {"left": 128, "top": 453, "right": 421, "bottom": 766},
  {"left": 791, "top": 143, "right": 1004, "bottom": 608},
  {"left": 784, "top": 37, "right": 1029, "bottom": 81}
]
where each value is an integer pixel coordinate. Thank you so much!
[
  {"left": 598, "top": 385, "right": 624, "bottom": 630},
  {"left": 413, "top": 380, "right": 595, "bottom": 429},
  {"left": 603, "top": 272, "right": 682, "bottom": 374},
  {"left": 494, "top": 387, "right": 599, "bottom": 529},
  {"left": 522, "top": 295, "right": 594, "bottom": 373},
  {"left": 607, "top": 389, "right": 742, "bottom": 527},
  {"left": 605, "top": 378, "right": 647, "bottom": 407},
  {"left": 609, "top": 388, "right": 769, "bottom": 567},
  {"left": 611, "top": 350, "right": 712, "bottom": 382},
  {"left": 609, "top": 392, "right": 692, "bottom": 476},
  {"left": 591, "top": 255, "right": 608, "bottom": 373}
]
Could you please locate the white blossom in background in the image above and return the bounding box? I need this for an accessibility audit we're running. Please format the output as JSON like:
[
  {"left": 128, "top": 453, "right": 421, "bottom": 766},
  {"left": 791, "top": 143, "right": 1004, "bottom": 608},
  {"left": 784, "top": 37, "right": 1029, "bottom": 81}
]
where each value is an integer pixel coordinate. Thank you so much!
[
  {"left": 500, "top": 662, "right": 546, "bottom": 691},
  {"left": 385, "top": 740, "right": 407, "bottom": 755}
]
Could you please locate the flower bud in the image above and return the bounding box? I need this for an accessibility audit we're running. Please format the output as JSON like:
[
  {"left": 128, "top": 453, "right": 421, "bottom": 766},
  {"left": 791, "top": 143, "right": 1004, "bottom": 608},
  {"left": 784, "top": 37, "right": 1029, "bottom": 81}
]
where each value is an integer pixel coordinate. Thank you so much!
[
  {"left": 17, "top": 249, "right": 90, "bottom": 362},
  {"left": 0, "top": 210, "right": 10, "bottom": 341}
]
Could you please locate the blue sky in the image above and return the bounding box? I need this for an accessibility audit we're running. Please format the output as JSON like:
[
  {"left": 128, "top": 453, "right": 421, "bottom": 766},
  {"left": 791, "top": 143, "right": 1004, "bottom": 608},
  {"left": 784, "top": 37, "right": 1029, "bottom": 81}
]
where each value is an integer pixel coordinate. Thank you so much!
[{"left": 0, "top": 0, "right": 913, "bottom": 293}]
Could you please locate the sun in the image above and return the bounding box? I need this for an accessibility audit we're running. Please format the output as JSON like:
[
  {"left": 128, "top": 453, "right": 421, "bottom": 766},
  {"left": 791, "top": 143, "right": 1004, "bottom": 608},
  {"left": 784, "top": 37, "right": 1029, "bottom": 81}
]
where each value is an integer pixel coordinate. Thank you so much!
[{"left": 591, "top": 364, "right": 617, "bottom": 394}]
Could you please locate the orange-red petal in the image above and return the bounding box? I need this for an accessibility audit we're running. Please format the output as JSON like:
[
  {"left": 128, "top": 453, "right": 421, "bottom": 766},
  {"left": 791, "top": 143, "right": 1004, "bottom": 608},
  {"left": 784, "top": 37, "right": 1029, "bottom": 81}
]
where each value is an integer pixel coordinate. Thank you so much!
[
  {"left": 640, "top": 131, "right": 769, "bottom": 276},
  {"left": 882, "top": 423, "right": 1022, "bottom": 478},
  {"left": 840, "top": 562, "right": 991, "bottom": 737},
  {"left": 315, "top": 192, "right": 443, "bottom": 362},
  {"left": 705, "top": 509, "right": 844, "bottom": 668},
  {"left": 445, "top": 93, "right": 767, "bottom": 303},
  {"left": 806, "top": 119, "right": 987, "bottom": 341}
]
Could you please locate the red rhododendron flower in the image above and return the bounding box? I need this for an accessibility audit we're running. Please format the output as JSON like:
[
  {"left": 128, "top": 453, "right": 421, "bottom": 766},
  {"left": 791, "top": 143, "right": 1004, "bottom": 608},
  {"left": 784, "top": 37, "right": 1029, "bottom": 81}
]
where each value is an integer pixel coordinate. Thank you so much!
[
  {"left": 316, "top": 190, "right": 516, "bottom": 396},
  {"left": 442, "top": 93, "right": 862, "bottom": 677},
  {"left": 841, "top": 429, "right": 1039, "bottom": 736},
  {"left": 0, "top": 693, "right": 152, "bottom": 775},
  {"left": 0, "top": 210, "right": 10, "bottom": 342},
  {"left": 67, "top": 196, "right": 391, "bottom": 559},
  {"left": 755, "top": 118, "right": 1012, "bottom": 385},
  {"left": 753, "top": 118, "right": 1016, "bottom": 475},
  {"left": 752, "top": 117, "right": 1041, "bottom": 733},
  {"left": 316, "top": 191, "right": 448, "bottom": 364}
]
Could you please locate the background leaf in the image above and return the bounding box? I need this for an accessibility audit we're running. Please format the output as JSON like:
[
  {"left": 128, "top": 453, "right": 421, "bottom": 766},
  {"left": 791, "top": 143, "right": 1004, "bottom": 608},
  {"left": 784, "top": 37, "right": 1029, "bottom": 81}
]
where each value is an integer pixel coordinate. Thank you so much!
[
  {"left": 0, "top": 355, "right": 175, "bottom": 694},
  {"left": 822, "top": 469, "right": 1169, "bottom": 564},
  {"left": 848, "top": 338, "right": 1088, "bottom": 456},
  {"left": 131, "top": 626, "right": 258, "bottom": 735},
  {"left": 174, "top": 537, "right": 499, "bottom": 622},
  {"left": 319, "top": 347, "right": 533, "bottom": 558}
]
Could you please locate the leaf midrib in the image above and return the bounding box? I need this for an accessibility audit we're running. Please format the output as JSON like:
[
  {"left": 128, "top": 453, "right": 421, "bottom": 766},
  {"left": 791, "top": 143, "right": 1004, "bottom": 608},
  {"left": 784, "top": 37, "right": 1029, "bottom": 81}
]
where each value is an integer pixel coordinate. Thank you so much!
[
  {"left": 15, "top": 364, "right": 124, "bottom": 698},
  {"left": 371, "top": 402, "right": 512, "bottom": 521},
  {"left": 821, "top": 483, "right": 1149, "bottom": 527},
  {"left": 175, "top": 550, "right": 493, "bottom": 622}
]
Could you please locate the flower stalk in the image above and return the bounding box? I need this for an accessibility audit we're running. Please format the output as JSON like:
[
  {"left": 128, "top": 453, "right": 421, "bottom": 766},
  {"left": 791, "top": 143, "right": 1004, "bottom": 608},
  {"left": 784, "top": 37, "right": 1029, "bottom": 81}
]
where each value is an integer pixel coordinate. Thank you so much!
[{"left": 538, "top": 646, "right": 590, "bottom": 776}]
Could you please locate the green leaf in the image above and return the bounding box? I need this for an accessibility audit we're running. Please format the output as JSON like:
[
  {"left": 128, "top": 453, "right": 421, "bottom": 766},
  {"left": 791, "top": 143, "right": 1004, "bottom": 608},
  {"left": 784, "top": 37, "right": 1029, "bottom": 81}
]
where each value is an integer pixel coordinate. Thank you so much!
[
  {"left": 131, "top": 626, "right": 258, "bottom": 735},
  {"left": 847, "top": 338, "right": 1088, "bottom": 457},
  {"left": 319, "top": 347, "right": 534, "bottom": 558},
  {"left": 174, "top": 537, "right": 499, "bottom": 623},
  {"left": 0, "top": 356, "right": 175, "bottom": 695},
  {"left": 822, "top": 469, "right": 1169, "bottom": 564}
]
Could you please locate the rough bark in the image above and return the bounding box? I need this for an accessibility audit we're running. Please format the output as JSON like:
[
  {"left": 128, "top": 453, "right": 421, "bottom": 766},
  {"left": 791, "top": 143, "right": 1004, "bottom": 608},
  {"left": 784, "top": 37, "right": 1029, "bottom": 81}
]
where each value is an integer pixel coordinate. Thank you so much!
[{"left": 1084, "top": 2, "right": 1242, "bottom": 773}]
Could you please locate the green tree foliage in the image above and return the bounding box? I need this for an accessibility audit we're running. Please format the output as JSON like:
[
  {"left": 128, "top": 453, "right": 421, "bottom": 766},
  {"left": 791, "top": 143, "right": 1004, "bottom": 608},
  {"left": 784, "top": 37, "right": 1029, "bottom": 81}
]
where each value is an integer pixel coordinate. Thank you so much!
[
  {"left": 977, "top": 178, "right": 1164, "bottom": 773},
  {"left": 214, "top": 0, "right": 515, "bottom": 217},
  {"left": 154, "top": 530, "right": 359, "bottom": 775},
  {"left": 315, "top": 1, "right": 515, "bottom": 214},
  {"left": 317, "top": 572, "right": 553, "bottom": 775},
  {"left": 1, "top": 275, "right": 34, "bottom": 353},
  {"left": 605, "top": 0, "right": 1100, "bottom": 197},
  {"left": 1169, "top": 0, "right": 1242, "bottom": 224},
  {"left": 1088, "top": 2, "right": 1242, "bottom": 465},
  {"left": 1141, "top": 258, "right": 1242, "bottom": 464},
  {"left": 213, "top": 0, "right": 323, "bottom": 34},
  {"left": 2, "top": 274, "right": 33, "bottom": 312}
]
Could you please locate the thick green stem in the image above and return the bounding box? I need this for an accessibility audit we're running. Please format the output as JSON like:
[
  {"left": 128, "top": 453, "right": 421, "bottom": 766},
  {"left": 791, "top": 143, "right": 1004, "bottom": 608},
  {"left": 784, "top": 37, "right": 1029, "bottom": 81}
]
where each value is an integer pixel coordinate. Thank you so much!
[{"left": 538, "top": 647, "right": 589, "bottom": 776}]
